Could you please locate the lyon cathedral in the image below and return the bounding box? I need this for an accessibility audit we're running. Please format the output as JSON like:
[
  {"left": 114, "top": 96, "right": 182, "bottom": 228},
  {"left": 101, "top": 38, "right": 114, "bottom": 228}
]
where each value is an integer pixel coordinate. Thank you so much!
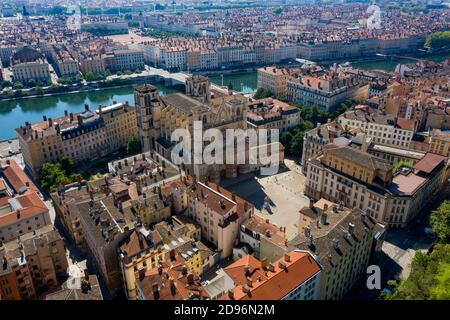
[{"left": 134, "top": 75, "right": 284, "bottom": 183}]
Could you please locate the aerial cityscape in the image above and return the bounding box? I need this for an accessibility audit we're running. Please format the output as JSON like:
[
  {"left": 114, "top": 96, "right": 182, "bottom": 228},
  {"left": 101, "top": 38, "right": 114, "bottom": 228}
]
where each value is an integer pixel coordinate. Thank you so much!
[{"left": 0, "top": 0, "right": 449, "bottom": 305}]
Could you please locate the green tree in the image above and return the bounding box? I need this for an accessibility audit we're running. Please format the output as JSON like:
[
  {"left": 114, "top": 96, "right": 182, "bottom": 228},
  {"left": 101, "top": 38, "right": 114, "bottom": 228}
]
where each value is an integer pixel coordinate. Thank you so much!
[
  {"left": 384, "top": 244, "right": 450, "bottom": 300},
  {"left": 392, "top": 160, "right": 413, "bottom": 173},
  {"left": 36, "top": 86, "right": 44, "bottom": 95},
  {"left": 1, "top": 80, "right": 12, "bottom": 89},
  {"left": 273, "top": 8, "right": 283, "bottom": 14},
  {"left": 127, "top": 136, "right": 142, "bottom": 155},
  {"left": 13, "top": 81, "right": 23, "bottom": 90},
  {"left": 290, "top": 131, "right": 305, "bottom": 156},
  {"left": 253, "top": 88, "right": 273, "bottom": 99},
  {"left": 84, "top": 71, "right": 96, "bottom": 82},
  {"left": 425, "top": 31, "right": 450, "bottom": 50},
  {"left": 76, "top": 74, "right": 84, "bottom": 82},
  {"left": 59, "top": 155, "right": 75, "bottom": 175},
  {"left": 430, "top": 200, "right": 450, "bottom": 243}
]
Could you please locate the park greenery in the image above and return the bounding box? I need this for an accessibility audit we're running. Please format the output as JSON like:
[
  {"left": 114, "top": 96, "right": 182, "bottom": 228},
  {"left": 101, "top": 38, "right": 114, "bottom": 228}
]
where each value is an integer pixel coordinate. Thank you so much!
[
  {"left": 392, "top": 160, "right": 413, "bottom": 173},
  {"left": 281, "top": 99, "right": 359, "bottom": 157},
  {"left": 253, "top": 88, "right": 273, "bottom": 100},
  {"left": 383, "top": 200, "right": 450, "bottom": 299},
  {"left": 142, "top": 28, "right": 192, "bottom": 40},
  {"left": 425, "top": 31, "right": 450, "bottom": 51},
  {"left": 39, "top": 156, "right": 82, "bottom": 193}
]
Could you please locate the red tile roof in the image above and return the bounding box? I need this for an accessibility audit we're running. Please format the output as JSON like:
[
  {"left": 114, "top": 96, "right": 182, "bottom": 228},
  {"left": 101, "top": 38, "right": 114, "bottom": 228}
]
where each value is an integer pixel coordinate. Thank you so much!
[
  {"left": 413, "top": 152, "right": 447, "bottom": 174},
  {"left": 221, "top": 250, "right": 321, "bottom": 300}
]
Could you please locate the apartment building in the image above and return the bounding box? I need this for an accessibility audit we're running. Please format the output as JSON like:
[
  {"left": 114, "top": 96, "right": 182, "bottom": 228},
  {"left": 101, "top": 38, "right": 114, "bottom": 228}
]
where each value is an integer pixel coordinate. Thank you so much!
[
  {"left": 113, "top": 50, "right": 144, "bottom": 72},
  {"left": 219, "top": 250, "right": 322, "bottom": 300},
  {"left": 291, "top": 198, "right": 380, "bottom": 300},
  {"left": 161, "top": 48, "right": 187, "bottom": 71},
  {"left": 12, "top": 60, "right": 50, "bottom": 83},
  {"left": 10, "top": 46, "right": 50, "bottom": 83},
  {"left": 45, "top": 273, "right": 103, "bottom": 300},
  {"left": 301, "top": 121, "right": 348, "bottom": 166},
  {"left": 200, "top": 50, "right": 218, "bottom": 70},
  {"left": 337, "top": 107, "right": 416, "bottom": 148},
  {"left": 0, "top": 45, "right": 17, "bottom": 67},
  {"left": 164, "top": 177, "right": 253, "bottom": 258},
  {"left": 0, "top": 225, "right": 68, "bottom": 300},
  {"left": 257, "top": 66, "right": 291, "bottom": 99},
  {"left": 247, "top": 98, "right": 300, "bottom": 132},
  {"left": 119, "top": 217, "right": 213, "bottom": 300},
  {"left": 425, "top": 107, "right": 450, "bottom": 131},
  {"left": 0, "top": 159, "right": 50, "bottom": 243},
  {"left": 51, "top": 47, "right": 80, "bottom": 78},
  {"left": 429, "top": 129, "right": 450, "bottom": 157},
  {"left": 16, "top": 102, "right": 137, "bottom": 177},
  {"left": 76, "top": 195, "right": 134, "bottom": 295},
  {"left": 99, "top": 102, "right": 138, "bottom": 152},
  {"left": 286, "top": 71, "right": 362, "bottom": 110},
  {"left": 80, "top": 56, "right": 106, "bottom": 75},
  {"left": 305, "top": 144, "right": 447, "bottom": 228},
  {"left": 239, "top": 215, "right": 288, "bottom": 262},
  {"left": 135, "top": 251, "right": 209, "bottom": 300}
]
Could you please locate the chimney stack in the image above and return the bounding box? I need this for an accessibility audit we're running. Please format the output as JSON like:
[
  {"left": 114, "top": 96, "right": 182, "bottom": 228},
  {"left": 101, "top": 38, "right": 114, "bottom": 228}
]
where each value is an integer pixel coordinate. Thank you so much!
[
  {"left": 284, "top": 253, "right": 291, "bottom": 262},
  {"left": 64, "top": 110, "right": 68, "bottom": 117},
  {"left": 77, "top": 114, "right": 83, "bottom": 126}
]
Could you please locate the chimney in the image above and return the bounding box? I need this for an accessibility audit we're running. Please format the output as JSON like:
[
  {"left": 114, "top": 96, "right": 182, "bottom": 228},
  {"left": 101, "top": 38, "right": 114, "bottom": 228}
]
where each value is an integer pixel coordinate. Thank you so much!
[
  {"left": 243, "top": 264, "right": 249, "bottom": 276},
  {"left": 181, "top": 266, "right": 188, "bottom": 275},
  {"left": 320, "top": 213, "right": 328, "bottom": 225},
  {"left": 152, "top": 284, "right": 160, "bottom": 300},
  {"left": 261, "top": 257, "right": 268, "bottom": 269},
  {"left": 187, "top": 273, "right": 194, "bottom": 285},
  {"left": 77, "top": 115, "right": 83, "bottom": 126},
  {"left": 70, "top": 112, "right": 74, "bottom": 122},
  {"left": 278, "top": 260, "right": 287, "bottom": 270},
  {"left": 64, "top": 110, "right": 68, "bottom": 117},
  {"left": 246, "top": 277, "right": 253, "bottom": 287},
  {"left": 284, "top": 253, "right": 291, "bottom": 262},
  {"left": 331, "top": 238, "right": 339, "bottom": 250},
  {"left": 227, "top": 289, "right": 235, "bottom": 300},
  {"left": 48, "top": 117, "right": 53, "bottom": 127},
  {"left": 84, "top": 104, "right": 89, "bottom": 111},
  {"left": 268, "top": 263, "right": 275, "bottom": 272},
  {"left": 17, "top": 209, "right": 21, "bottom": 220},
  {"left": 43, "top": 115, "right": 47, "bottom": 122},
  {"left": 348, "top": 223, "right": 355, "bottom": 235}
]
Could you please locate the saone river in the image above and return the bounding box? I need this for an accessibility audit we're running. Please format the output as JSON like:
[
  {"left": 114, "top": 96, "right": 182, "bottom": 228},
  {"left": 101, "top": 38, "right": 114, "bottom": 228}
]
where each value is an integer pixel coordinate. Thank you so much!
[
  {"left": 0, "top": 72, "right": 258, "bottom": 141},
  {"left": 1, "top": 52, "right": 448, "bottom": 141}
]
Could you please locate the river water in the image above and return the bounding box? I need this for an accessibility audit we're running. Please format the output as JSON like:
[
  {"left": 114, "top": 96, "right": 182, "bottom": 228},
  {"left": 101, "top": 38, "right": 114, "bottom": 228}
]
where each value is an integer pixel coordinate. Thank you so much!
[{"left": 0, "top": 72, "right": 259, "bottom": 140}]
